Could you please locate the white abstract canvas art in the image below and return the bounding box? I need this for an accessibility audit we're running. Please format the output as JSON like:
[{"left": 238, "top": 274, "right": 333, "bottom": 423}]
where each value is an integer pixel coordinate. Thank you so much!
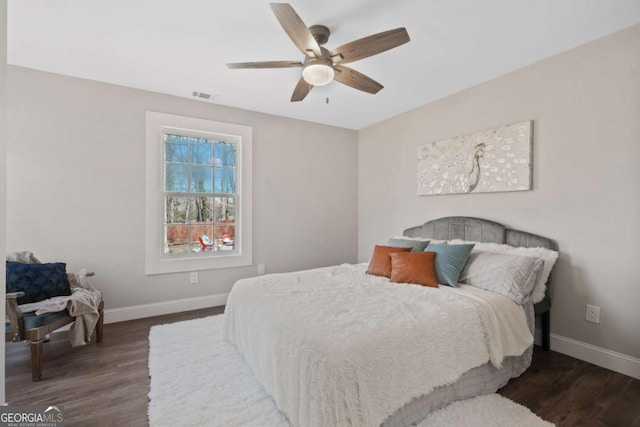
[{"left": 417, "top": 120, "right": 532, "bottom": 195}]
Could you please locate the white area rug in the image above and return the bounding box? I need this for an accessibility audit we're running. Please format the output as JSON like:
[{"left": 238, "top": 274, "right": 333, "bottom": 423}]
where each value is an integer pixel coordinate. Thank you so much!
[
  {"left": 148, "top": 315, "right": 553, "bottom": 427},
  {"left": 417, "top": 394, "right": 554, "bottom": 427}
]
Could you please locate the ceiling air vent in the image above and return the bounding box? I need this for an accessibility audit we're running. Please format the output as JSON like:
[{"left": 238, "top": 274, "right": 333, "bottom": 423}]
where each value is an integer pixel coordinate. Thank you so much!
[{"left": 192, "top": 91, "right": 211, "bottom": 100}]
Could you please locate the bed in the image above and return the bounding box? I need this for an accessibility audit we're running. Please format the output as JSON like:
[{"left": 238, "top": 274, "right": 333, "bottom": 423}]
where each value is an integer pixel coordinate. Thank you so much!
[{"left": 223, "top": 216, "right": 558, "bottom": 427}]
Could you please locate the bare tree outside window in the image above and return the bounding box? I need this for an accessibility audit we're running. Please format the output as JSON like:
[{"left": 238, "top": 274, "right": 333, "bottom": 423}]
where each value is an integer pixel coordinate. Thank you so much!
[{"left": 163, "top": 134, "right": 237, "bottom": 254}]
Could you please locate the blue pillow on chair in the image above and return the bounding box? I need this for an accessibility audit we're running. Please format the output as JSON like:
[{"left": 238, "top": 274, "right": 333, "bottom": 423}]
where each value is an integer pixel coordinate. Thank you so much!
[
  {"left": 6, "top": 262, "right": 71, "bottom": 305},
  {"left": 425, "top": 244, "right": 475, "bottom": 287}
]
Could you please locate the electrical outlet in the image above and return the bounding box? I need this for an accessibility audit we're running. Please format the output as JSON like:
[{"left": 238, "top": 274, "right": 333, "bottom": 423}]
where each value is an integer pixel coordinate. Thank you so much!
[
  {"left": 190, "top": 272, "right": 199, "bottom": 284},
  {"left": 257, "top": 264, "right": 266, "bottom": 275},
  {"left": 586, "top": 304, "right": 600, "bottom": 324}
]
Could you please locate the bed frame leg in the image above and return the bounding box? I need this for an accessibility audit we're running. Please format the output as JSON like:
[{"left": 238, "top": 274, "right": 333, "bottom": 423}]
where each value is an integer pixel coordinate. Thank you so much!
[{"left": 541, "top": 311, "right": 551, "bottom": 351}]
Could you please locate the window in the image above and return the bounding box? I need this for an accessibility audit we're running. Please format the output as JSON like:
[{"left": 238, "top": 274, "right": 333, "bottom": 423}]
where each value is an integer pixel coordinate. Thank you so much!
[
  {"left": 164, "top": 133, "right": 237, "bottom": 254},
  {"left": 145, "top": 112, "right": 252, "bottom": 275}
]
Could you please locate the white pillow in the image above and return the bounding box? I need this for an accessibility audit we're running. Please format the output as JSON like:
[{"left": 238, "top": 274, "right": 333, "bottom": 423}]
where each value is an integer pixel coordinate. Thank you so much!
[
  {"left": 460, "top": 252, "right": 544, "bottom": 304},
  {"left": 449, "top": 239, "right": 558, "bottom": 303}
]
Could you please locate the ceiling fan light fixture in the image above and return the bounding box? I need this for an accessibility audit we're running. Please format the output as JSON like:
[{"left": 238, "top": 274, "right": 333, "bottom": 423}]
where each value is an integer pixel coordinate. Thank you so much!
[
  {"left": 302, "top": 61, "right": 335, "bottom": 86},
  {"left": 226, "top": 4, "right": 410, "bottom": 101}
]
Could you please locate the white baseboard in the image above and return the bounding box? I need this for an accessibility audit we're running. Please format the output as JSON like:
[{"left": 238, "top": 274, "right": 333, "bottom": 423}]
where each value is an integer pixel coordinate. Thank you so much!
[
  {"left": 104, "top": 293, "right": 229, "bottom": 324},
  {"left": 535, "top": 328, "right": 640, "bottom": 380}
]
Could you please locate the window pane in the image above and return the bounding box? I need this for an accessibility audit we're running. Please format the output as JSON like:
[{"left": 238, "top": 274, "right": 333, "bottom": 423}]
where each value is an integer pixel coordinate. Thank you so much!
[
  {"left": 191, "top": 224, "right": 213, "bottom": 252},
  {"left": 165, "top": 196, "right": 188, "bottom": 224},
  {"left": 214, "top": 168, "right": 236, "bottom": 194},
  {"left": 214, "top": 197, "right": 235, "bottom": 222},
  {"left": 190, "top": 138, "right": 213, "bottom": 165},
  {"left": 188, "top": 197, "right": 213, "bottom": 223},
  {"left": 214, "top": 142, "right": 236, "bottom": 167},
  {"left": 214, "top": 225, "right": 235, "bottom": 251},
  {"left": 165, "top": 225, "right": 189, "bottom": 254},
  {"left": 165, "top": 164, "right": 189, "bottom": 192},
  {"left": 190, "top": 166, "right": 213, "bottom": 193},
  {"left": 164, "top": 135, "right": 189, "bottom": 163}
]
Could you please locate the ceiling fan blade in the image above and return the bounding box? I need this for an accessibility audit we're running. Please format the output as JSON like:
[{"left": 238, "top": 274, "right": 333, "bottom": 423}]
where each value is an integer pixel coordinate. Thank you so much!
[
  {"left": 270, "top": 3, "right": 322, "bottom": 58},
  {"left": 334, "top": 65, "right": 383, "bottom": 94},
  {"left": 291, "top": 77, "right": 313, "bottom": 102},
  {"left": 330, "top": 28, "right": 410, "bottom": 65},
  {"left": 226, "top": 61, "right": 302, "bottom": 69}
]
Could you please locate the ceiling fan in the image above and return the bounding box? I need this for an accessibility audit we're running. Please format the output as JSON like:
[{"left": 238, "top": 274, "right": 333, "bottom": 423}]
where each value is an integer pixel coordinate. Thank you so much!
[{"left": 226, "top": 3, "right": 410, "bottom": 102}]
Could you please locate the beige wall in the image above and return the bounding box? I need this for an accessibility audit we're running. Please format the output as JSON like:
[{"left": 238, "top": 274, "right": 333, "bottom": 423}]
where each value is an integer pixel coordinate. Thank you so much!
[
  {"left": 1, "top": 0, "right": 7, "bottom": 404},
  {"left": 359, "top": 24, "right": 640, "bottom": 358},
  {"left": 6, "top": 67, "right": 358, "bottom": 310}
]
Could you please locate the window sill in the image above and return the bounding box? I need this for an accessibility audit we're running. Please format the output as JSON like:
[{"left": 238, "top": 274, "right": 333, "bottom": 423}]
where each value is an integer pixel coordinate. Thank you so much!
[{"left": 145, "top": 251, "right": 252, "bottom": 275}]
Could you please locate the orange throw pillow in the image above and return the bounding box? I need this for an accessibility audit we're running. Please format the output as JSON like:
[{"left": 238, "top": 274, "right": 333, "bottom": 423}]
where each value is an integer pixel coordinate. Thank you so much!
[
  {"left": 366, "top": 245, "right": 412, "bottom": 277},
  {"left": 390, "top": 251, "right": 438, "bottom": 288}
]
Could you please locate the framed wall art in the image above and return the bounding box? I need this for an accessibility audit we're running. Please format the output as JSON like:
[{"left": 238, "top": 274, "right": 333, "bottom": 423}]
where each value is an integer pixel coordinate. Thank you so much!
[{"left": 417, "top": 120, "right": 532, "bottom": 195}]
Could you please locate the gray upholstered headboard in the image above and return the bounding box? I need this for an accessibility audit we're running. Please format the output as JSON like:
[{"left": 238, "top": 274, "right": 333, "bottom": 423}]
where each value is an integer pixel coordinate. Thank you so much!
[{"left": 403, "top": 216, "right": 557, "bottom": 309}]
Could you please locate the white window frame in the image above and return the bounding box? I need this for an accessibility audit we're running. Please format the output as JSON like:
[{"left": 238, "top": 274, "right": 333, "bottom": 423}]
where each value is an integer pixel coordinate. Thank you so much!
[{"left": 145, "top": 111, "right": 252, "bottom": 275}]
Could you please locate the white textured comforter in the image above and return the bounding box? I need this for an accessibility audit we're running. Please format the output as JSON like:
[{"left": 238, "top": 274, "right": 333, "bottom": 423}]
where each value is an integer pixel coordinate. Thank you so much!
[{"left": 223, "top": 263, "right": 532, "bottom": 427}]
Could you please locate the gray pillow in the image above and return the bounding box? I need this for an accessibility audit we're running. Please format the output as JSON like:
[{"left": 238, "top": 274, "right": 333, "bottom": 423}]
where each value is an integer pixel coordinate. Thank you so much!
[
  {"left": 460, "top": 252, "right": 544, "bottom": 304},
  {"left": 387, "top": 238, "right": 430, "bottom": 252}
]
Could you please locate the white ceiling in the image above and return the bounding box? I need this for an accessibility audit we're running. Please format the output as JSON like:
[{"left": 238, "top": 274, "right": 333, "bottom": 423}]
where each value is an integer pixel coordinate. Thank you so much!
[{"left": 7, "top": 0, "right": 640, "bottom": 130}]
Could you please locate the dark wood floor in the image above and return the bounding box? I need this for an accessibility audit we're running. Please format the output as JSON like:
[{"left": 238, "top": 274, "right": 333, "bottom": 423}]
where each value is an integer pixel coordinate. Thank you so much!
[
  {"left": 500, "top": 347, "right": 640, "bottom": 427},
  {"left": 6, "top": 307, "right": 639, "bottom": 427}
]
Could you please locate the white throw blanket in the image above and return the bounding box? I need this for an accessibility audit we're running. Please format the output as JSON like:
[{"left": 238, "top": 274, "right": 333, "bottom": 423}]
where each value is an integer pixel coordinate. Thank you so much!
[
  {"left": 442, "top": 285, "right": 533, "bottom": 368},
  {"left": 224, "top": 264, "right": 532, "bottom": 427},
  {"left": 18, "top": 270, "right": 102, "bottom": 347}
]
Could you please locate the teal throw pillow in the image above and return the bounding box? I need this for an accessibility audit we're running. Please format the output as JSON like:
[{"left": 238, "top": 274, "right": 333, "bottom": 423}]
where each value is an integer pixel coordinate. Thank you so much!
[
  {"left": 387, "top": 238, "right": 430, "bottom": 252},
  {"left": 425, "top": 244, "right": 475, "bottom": 287}
]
